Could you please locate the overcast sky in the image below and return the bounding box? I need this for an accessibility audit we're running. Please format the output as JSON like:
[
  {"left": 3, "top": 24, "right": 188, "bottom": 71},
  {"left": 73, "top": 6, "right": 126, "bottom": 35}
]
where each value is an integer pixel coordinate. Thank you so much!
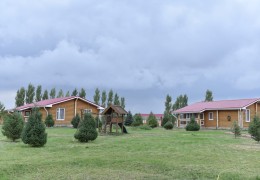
[{"left": 1, "top": 0, "right": 260, "bottom": 113}]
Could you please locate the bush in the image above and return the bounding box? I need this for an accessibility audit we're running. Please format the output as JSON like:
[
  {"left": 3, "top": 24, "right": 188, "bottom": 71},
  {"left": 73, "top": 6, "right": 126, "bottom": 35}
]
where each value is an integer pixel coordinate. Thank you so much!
[
  {"left": 147, "top": 112, "right": 158, "bottom": 128},
  {"left": 45, "top": 114, "right": 54, "bottom": 127},
  {"left": 2, "top": 112, "right": 24, "bottom": 141},
  {"left": 161, "top": 113, "right": 176, "bottom": 127},
  {"left": 74, "top": 113, "right": 98, "bottom": 142},
  {"left": 71, "top": 114, "right": 81, "bottom": 128},
  {"left": 124, "top": 111, "right": 133, "bottom": 126},
  {"left": 132, "top": 114, "right": 143, "bottom": 127},
  {"left": 248, "top": 116, "right": 260, "bottom": 142},
  {"left": 139, "top": 125, "right": 152, "bottom": 130},
  {"left": 164, "top": 121, "right": 174, "bottom": 130},
  {"left": 185, "top": 116, "right": 200, "bottom": 131},
  {"left": 22, "top": 108, "right": 47, "bottom": 147},
  {"left": 231, "top": 121, "right": 241, "bottom": 138}
]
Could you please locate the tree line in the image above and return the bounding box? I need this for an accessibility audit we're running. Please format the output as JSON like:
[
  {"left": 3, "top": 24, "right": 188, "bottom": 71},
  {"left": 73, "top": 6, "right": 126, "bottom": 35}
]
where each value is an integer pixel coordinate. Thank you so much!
[{"left": 15, "top": 83, "right": 126, "bottom": 108}]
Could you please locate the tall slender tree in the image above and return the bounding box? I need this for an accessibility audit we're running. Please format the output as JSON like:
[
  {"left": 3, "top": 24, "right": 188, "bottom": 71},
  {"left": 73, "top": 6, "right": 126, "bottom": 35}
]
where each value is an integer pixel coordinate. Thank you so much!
[
  {"left": 79, "top": 88, "right": 86, "bottom": 99},
  {"left": 93, "top": 88, "right": 100, "bottom": 105},
  {"left": 101, "top": 90, "right": 107, "bottom": 108},
  {"left": 162, "top": 94, "right": 173, "bottom": 127},
  {"left": 42, "top": 89, "right": 49, "bottom": 100},
  {"left": 114, "top": 93, "right": 120, "bottom": 105},
  {"left": 35, "top": 85, "right": 42, "bottom": 102},
  {"left": 172, "top": 94, "right": 188, "bottom": 110},
  {"left": 49, "top": 88, "right": 56, "bottom": 99},
  {"left": 65, "top": 91, "right": 70, "bottom": 97},
  {"left": 71, "top": 88, "right": 78, "bottom": 96},
  {"left": 0, "top": 101, "right": 5, "bottom": 120},
  {"left": 205, "top": 89, "right": 213, "bottom": 102},
  {"left": 15, "top": 87, "right": 25, "bottom": 107},
  {"left": 120, "top": 97, "right": 125, "bottom": 108},
  {"left": 107, "top": 89, "right": 113, "bottom": 107},
  {"left": 26, "top": 83, "right": 35, "bottom": 104},
  {"left": 57, "top": 89, "right": 64, "bottom": 98}
]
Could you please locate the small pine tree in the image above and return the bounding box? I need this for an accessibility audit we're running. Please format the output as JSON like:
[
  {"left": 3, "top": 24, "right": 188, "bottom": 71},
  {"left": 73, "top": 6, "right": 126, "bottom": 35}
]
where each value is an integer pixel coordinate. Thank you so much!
[
  {"left": 164, "top": 121, "right": 174, "bottom": 130},
  {"left": 185, "top": 116, "right": 200, "bottom": 131},
  {"left": 147, "top": 112, "right": 158, "bottom": 128},
  {"left": 124, "top": 111, "right": 133, "bottom": 126},
  {"left": 22, "top": 108, "right": 47, "bottom": 147},
  {"left": 2, "top": 113, "right": 24, "bottom": 141},
  {"left": 132, "top": 113, "right": 143, "bottom": 126},
  {"left": 71, "top": 114, "right": 81, "bottom": 128},
  {"left": 231, "top": 121, "right": 241, "bottom": 138},
  {"left": 74, "top": 113, "right": 98, "bottom": 142},
  {"left": 248, "top": 116, "right": 260, "bottom": 142},
  {"left": 45, "top": 114, "right": 55, "bottom": 127}
]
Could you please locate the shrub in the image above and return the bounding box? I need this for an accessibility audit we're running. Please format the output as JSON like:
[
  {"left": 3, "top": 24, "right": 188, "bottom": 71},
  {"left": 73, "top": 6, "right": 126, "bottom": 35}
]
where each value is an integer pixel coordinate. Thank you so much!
[
  {"left": 164, "top": 121, "right": 174, "bottom": 130},
  {"left": 74, "top": 113, "right": 98, "bottom": 142},
  {"left": 124, "top": 111, "right": 133, "bottom": 126},
  {"left": 147, "top": 112, "right": 158, "bottom": 128},
  {"left": 185, "top": 116, "right": 200, "bottom": 131},
  {"left": 231, "top": 121, "right": 241, "bottom": 138},
  {"left": 248, "top": 115, "right": 260, "bottom": 142},
  {"left": 45, "top": 114, "right": 54, "bottom": 127},
  {"left": 22, "top": 108, "right": 47, "bottom": 147},
  {"left": 132, "top": 113, "right": 143, "bottom": 127},
  {"left": 71, "top": 114, "right": 81, "bottom": 128},
  {"left": 139, "top": 125, "right": 152, "bottom": 130},
  {"left": 2, "top": 112, "right": 24, "bottom": 141},
  {"left": 162, "top": 113, "right": 176, "bottom": 127}
]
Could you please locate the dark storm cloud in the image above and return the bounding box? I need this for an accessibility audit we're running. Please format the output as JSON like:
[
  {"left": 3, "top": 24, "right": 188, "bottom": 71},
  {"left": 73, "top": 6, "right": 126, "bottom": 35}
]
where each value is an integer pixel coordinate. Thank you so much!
[{"left": 1, "top": 0, "right": 260, "bottom": 112}]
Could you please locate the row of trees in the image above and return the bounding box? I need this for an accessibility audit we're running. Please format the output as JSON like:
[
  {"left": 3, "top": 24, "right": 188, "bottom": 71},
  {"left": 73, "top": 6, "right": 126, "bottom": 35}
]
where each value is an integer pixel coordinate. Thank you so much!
[{"left": 15, "top": 84, "right": 126, "bottom": 109}]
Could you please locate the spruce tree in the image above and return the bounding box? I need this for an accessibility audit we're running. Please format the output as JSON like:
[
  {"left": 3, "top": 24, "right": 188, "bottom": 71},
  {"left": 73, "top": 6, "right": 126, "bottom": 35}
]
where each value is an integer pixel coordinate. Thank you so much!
[
  {"left": 35, "top": 85, "right": 42, "bottom": 102},
  {"left": 185, "top": 116, "right": 200, "bottom": 131},
  {"left": 45, "top": 114, "right": 55, "bottom": 127},
  {"left": 101, "top": 90, "right": 107, "bottom": 108},
  {"left": 26, "top": 83, "right": 35, "bottom": 104},
  {"left": 74, "top": 113, "right": 98, "bottom": 142},
  {"left": 2, "top": 112, "right": 24, "bottom": 142},
  {"left": 79, "top": 88, "right": 86, "bottom": 99},
  {"left": 71, "top": 114, "right": 81, "bottom": 128},
  {"left": 132, "top": 113, "right": 143, "bottom": 126},
  {"left": 164, "top": 121, "right": 174, "bottom": 130},
  {"left": 147, "top": 112, "right": 158, "bottom": 128},
  {"left": 124, "top": 111, "right": 133, "bottom": 126},
  {"left": 22, "top": 108, "right": 47, "bottom": 147},
  {"left": 93, "top": 88, "right": 100, "bottom": 105},
  {"left": 231, "top": 121, "right": 241, "bottom": 138},
  {"left": 42, "top": 89, "right": 49, "bottom": 100},
  {"left": 248, "top": 116, "right": 260, "bottom": 142},
  {"left": 50, "top": 88, "right": 56, "bottom": 99}
]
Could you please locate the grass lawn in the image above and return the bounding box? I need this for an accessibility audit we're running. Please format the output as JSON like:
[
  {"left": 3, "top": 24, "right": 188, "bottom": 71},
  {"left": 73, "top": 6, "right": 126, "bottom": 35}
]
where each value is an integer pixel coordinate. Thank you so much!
[{"left": 0, "top": 126, "right": 260, "bottom": 180}]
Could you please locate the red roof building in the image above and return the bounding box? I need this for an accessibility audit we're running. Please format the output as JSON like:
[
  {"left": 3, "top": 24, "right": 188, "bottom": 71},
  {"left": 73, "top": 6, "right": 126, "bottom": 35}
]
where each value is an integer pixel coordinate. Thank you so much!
[{"left": 173, "top": 98, "right": 260, "bottom": 129}]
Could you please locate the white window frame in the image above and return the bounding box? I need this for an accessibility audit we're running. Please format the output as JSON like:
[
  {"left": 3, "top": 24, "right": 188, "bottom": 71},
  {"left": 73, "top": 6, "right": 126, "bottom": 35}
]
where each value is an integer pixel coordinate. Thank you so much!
[
  {"left": 186, "top": 113, "right": 190, "bottom": 119},
  {"left": 209, "top": 112, "right": 213, "bottom": 120},
  {"left": 201, "top": 120, "right": 204, "bottom": 126},
  {"left": 200, "top": 113, "right": 204, "bottom": 120},
  {"left": 84, "top": 109, "right": 92, "bottom": 114},
  {"left": 56, "top": 108, "right": 65, "bottom": 120},
  {"left": 246, "top": 109, "right": 250, "bottom": 122}
]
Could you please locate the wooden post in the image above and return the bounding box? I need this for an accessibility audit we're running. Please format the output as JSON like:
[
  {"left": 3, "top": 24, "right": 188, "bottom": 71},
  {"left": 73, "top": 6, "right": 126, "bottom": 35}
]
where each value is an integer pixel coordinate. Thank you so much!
[{"left": 121, "top": 115, "right": 123, "bottom": 134}]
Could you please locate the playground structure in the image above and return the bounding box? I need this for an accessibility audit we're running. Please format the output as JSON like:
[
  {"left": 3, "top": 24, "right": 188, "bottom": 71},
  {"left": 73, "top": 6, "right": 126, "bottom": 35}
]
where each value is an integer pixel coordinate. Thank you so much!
[{"left": 101, "top": 105, "right": 128, "bottom": 134}]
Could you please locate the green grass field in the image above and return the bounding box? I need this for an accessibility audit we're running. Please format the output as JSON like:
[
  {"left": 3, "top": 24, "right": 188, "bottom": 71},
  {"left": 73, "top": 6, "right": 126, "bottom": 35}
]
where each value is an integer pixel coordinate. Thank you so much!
[{"left": 0, "top": 127, "right": 260, "bottom": 180}]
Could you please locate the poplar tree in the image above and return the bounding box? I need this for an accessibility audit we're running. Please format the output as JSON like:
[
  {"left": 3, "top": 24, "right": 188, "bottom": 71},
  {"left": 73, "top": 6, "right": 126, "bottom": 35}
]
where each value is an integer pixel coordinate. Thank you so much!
[
  {"left": 205, "top": 89, "right": 213, "bottom": 102},
  {"left": 35, "top": 85, "right": 42, "bottom": 102},
  {"left": 120, "top": 97, "right": 125, "bottom": 108},
  {"left": 50, "top": 88, "right": 56, "bottom": 99},
  {"left": 93, "top": 88, "right": 100, "bottom": 105},
  {"left": 107, "top": 89, "right": 113, "bottom": 107},
  {"left": 79, "top": 88, "right": 86, "bottom": 99},
  {"left": 114, "top": 93, "right": 120, "bottom": 105},
  {"left": 162, "top": 94, "right": 173, "bottom": 127},
  {"left": 15, "top": 87, "right": 25, "bottom": 107},
  {"left": 71, "top": 88, "right": 78, "bottom": 96},
  {"left": 101, "top": 90, "right": 107, "bottom": 108},
  {"left": 42, "top": 90, "right": 49, "bottom": 100},
  {"left": 65, "top": 91, "right": 70, "bottom": 97},
  {"left": 26, "top": 83, "right": 35, "bottom": 104},
  {"left": 172, "top": 94, "right": 188, "bottom": 110},
  {"left": 57, "top": 89, "right": 64, "bottom": 98}
]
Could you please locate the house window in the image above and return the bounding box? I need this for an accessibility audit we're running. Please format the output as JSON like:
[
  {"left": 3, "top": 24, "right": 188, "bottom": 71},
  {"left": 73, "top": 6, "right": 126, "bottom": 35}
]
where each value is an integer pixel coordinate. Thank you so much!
[
  {"left": 195, "top": 113, "right": 198, "bottom": 118},
  {"left": 25, "top": 111, "right": 31, "bottom": 117},
  {"left": 186, "top": 114, "right": 190, "bottom": 119},
  {"left": 209, "top": 112, "right": 213, "bottom": 120},
  {"left": 84, "top": 109, "right": 92, "bottom": 114},
  {"left": 201, "top": 120, "right": 204, "bottom": 126},
  {"left": 56, "top": 108, "right": 65, "bottom": 120},
  {"left": 180, "top": 114, "right": 184, "bottom": 119},
  {"left": 246, "top": 109, "right": 250, "bottom": 122},
  {"left": 200, "top": 113, "right": 204, "bottom": 120}
]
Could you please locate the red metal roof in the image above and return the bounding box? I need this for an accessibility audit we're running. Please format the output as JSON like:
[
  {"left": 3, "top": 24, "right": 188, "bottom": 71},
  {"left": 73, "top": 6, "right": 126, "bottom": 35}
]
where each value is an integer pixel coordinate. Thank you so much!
[
  {"left": 15, "top": 96, "right": 103, "bottom": 111},
  {"left": 173, "top": 98, "right": 260, "bottom": 114}
]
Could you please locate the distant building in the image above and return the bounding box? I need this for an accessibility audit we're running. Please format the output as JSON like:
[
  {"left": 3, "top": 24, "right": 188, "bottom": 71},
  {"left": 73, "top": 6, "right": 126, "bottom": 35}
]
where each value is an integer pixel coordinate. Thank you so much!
[{"left": 140, "top": 113, "right": 163, "bottom": 126}]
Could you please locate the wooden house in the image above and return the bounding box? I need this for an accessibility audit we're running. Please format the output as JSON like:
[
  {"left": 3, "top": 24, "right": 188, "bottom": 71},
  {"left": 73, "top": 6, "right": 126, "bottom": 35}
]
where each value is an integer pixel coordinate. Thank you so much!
[
  {"left": 15, "top": 96, "right": 104, "bottom": 126},
  {"left": 140, "top": 113, "right": 163, "bottom": 126},
  {"left": 173, "top": 98, "right": 260, "bottom": 129}
]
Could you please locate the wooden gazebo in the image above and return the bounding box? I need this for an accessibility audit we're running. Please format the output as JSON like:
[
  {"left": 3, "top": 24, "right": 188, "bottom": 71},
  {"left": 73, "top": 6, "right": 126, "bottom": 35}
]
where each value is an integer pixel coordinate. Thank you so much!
[{"left": 101, "top": 105, "right": 128, "bottom": 134}]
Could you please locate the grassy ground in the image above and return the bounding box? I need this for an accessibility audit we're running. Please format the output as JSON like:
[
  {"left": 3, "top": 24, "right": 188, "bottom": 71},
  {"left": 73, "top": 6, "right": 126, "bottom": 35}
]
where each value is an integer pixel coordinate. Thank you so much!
[{"left": 0, "top": 126, "right": 260, "bottom": 180}]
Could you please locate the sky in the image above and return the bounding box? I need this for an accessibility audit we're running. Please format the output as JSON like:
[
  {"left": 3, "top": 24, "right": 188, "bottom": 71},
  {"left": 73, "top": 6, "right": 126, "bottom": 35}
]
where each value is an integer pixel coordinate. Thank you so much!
[{"left": 1, "top": 0, "right": 260, "bottom": 113}]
